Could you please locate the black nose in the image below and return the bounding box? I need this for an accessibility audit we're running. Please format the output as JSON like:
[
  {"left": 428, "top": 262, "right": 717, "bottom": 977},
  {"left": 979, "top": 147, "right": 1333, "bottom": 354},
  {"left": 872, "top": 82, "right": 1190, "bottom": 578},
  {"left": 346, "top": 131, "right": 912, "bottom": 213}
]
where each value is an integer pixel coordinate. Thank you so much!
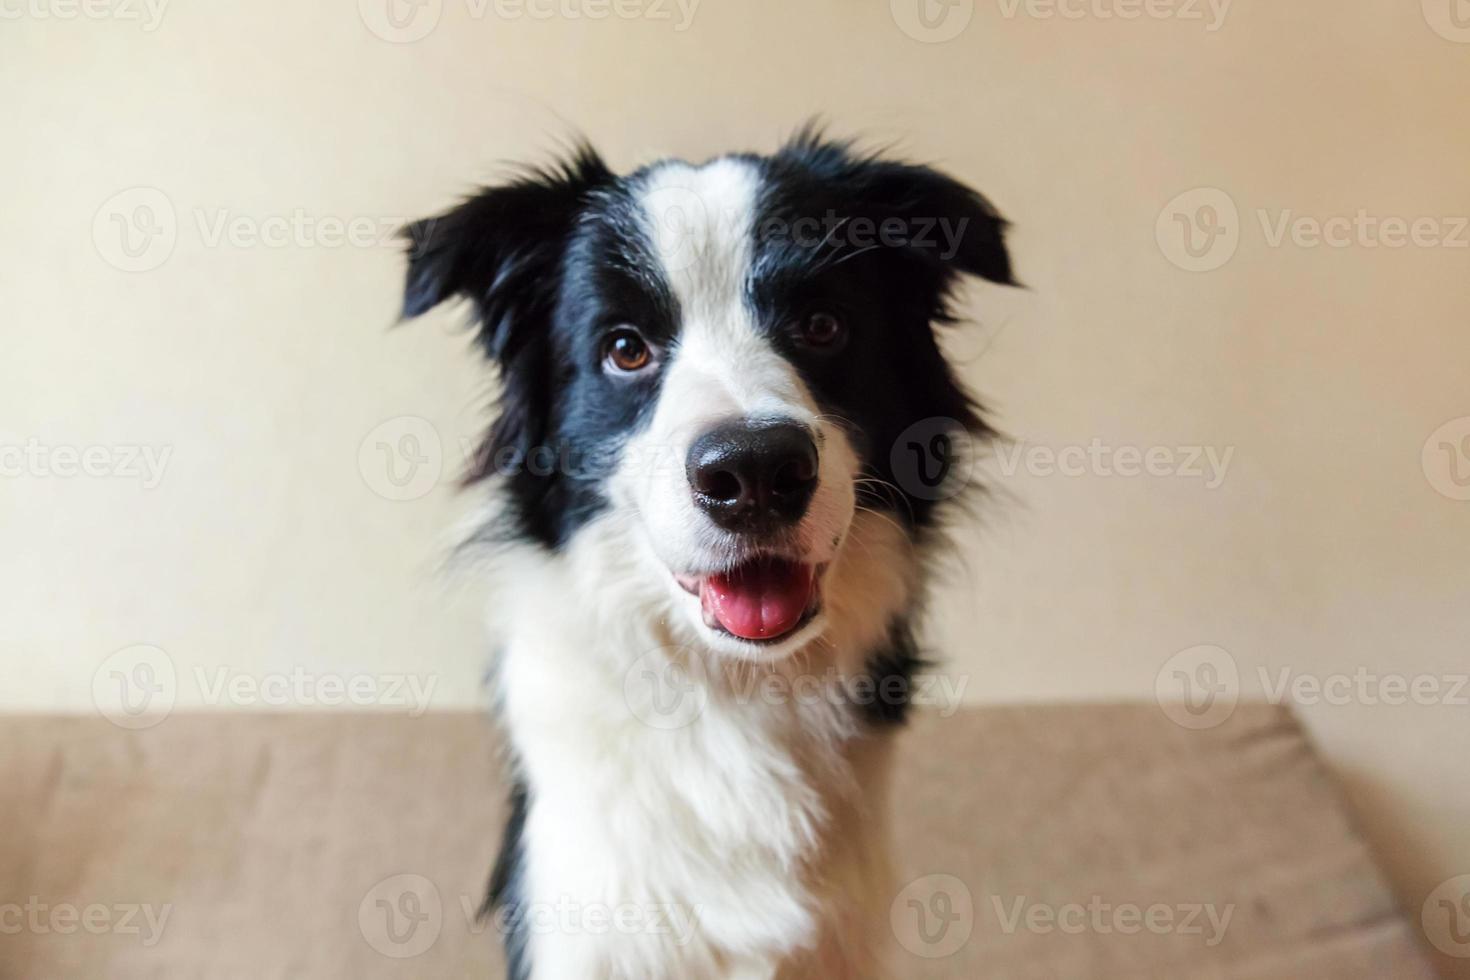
[{"left": 686, "top": 419, "right": 819, "bottom": 533}]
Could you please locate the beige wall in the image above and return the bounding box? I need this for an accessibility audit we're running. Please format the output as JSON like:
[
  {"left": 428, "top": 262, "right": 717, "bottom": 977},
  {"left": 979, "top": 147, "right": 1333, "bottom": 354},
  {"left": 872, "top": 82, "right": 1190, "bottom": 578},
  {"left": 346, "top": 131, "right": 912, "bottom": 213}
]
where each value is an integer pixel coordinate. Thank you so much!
[{"left": 5, "top": 0, "right": 1468, "bottom": 972}]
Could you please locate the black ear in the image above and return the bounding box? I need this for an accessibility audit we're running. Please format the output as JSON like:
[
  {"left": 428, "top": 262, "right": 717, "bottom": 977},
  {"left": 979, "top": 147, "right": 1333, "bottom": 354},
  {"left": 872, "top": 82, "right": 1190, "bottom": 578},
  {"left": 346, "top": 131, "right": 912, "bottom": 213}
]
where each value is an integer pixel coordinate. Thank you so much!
[
  {"left": 772, "top": 128, "right": 1016, "bottom": 289},
  {"left": 398, "top": 145, "right": 613, "bottom": 360},
  {"left": 399, "top": 146, "right": 613, "bottom": 495},
  {"left": 860, "top": 161, "right": 1016, "bottom": 287}
]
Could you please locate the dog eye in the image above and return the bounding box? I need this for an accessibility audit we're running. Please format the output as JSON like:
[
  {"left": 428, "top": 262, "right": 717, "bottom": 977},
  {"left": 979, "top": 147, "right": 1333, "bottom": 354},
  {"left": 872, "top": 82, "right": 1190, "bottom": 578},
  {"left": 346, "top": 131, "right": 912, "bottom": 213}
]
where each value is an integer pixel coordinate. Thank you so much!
[
  {"left": 603, "top": 328, "right": 654, "bottom": 374},
  {"left": 798, "top": 311, "right": 847, "bottom": 350}
]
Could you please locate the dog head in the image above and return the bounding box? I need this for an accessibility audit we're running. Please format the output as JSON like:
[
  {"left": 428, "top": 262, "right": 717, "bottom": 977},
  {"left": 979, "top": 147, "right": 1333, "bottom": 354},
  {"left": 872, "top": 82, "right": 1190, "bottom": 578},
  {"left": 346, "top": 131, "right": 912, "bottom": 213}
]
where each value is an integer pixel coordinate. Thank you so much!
[{"left": 401, "top": 129, "right": 1013, "bottom": 660}]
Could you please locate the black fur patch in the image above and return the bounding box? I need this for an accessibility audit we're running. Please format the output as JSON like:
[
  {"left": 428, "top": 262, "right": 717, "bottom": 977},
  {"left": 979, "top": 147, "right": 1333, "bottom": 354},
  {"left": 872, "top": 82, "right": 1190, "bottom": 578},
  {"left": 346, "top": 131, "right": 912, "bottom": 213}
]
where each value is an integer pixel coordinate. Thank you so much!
[
  {"left": 858, "top": 620, "right": 930, "bottom": 728},
  {"left": 481, "top": 779, "right": 530, "bottom": 980}
]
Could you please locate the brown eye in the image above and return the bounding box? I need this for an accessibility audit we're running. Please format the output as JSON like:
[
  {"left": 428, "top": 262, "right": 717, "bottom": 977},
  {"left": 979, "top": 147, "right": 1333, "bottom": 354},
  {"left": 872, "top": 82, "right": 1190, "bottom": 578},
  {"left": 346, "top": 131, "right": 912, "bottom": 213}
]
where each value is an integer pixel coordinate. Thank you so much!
[
  {"left": 800, "top": 311, "right": 846, "bottom": 350},
  {"left": 604, "top": 329, "right": 652, "bottom": 373}
]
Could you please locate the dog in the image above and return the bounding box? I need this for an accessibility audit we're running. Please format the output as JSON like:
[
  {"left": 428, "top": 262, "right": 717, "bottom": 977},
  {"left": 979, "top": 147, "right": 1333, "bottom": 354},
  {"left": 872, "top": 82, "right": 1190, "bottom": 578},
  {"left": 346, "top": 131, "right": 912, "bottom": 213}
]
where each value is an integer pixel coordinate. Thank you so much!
[{"left": 397, "top": 126, "right": 1014, "bottom": 979}]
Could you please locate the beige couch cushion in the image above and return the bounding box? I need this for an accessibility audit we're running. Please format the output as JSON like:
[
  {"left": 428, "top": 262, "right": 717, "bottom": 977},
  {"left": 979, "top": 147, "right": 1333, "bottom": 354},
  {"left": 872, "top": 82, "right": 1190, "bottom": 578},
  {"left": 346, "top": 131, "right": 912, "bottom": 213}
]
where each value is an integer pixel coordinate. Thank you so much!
[{"left": 0, "top": 705, "right": 1435, "bottom": 978}]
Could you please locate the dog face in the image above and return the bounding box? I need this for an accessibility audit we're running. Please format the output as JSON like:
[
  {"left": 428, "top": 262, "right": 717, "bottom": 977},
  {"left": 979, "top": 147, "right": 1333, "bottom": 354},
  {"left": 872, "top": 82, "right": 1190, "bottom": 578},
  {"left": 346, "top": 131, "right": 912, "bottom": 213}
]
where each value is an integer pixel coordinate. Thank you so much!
[{"left": 401, "top": 131, "right": 1012, "bottom": 660}]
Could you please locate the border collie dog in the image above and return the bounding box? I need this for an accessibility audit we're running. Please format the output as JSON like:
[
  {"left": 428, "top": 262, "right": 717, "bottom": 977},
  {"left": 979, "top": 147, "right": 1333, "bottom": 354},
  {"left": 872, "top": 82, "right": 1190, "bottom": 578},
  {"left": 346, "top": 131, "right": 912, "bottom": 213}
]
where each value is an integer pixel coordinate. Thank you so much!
[{"left": 399, "top": 129, "right": 1014, "bottom": 979}]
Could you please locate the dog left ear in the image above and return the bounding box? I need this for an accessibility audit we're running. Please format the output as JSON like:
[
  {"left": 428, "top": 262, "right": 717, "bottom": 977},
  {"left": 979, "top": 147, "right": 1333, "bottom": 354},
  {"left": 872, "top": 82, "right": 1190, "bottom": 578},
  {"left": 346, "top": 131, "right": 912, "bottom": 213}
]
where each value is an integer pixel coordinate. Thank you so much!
[
  {"left": 398, "top": 145, "right": 613, "bottom": 360},
  {"left": 859, "top": 160, "right": 1016, "bottom": 287},
  {"left": 772, "top": 129, "right": 1016, "bottom": 288},
  {"left": 397, "top": 146, "right": 613, "bottom": 493}
]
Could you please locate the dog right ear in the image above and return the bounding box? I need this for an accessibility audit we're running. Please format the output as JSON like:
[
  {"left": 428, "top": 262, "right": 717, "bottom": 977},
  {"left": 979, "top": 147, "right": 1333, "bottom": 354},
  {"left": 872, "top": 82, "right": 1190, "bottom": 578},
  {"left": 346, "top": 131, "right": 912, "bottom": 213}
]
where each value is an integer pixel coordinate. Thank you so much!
[{"left": 398, "top": 145, "right": 613, "bottom": 361}]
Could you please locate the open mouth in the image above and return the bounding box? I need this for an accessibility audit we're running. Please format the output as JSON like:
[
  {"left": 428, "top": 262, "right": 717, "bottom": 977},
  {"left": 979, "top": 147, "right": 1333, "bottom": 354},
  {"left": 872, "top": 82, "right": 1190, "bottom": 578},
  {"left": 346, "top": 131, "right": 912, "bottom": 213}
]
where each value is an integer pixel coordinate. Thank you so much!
[{"left": 676, "top": 556, "right": 823, "bottom": 643}]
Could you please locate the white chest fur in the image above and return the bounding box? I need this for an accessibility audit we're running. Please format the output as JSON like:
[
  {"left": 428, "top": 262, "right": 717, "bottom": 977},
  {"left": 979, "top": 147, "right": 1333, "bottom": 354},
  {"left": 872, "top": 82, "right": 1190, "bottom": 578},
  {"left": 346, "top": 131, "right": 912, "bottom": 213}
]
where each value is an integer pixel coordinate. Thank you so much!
[{"left": 487, "top": 510, "right": 917, "bottom": 979}]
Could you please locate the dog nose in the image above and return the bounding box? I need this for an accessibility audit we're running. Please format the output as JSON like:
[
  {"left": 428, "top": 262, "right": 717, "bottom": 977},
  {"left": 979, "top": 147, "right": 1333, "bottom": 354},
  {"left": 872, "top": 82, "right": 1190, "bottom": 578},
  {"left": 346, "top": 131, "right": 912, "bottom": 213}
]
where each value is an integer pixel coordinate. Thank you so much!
[{"left": 686, "top": 419, "right": 819, "bottom": 532}]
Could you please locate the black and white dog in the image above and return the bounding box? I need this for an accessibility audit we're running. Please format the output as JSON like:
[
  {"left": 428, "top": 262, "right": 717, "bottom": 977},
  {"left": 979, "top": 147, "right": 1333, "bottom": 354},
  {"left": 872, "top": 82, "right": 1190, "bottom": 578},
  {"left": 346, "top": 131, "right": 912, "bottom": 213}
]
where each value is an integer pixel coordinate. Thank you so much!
[{"left": 398, "top": 128, "right": 1014, "bottom": 979}]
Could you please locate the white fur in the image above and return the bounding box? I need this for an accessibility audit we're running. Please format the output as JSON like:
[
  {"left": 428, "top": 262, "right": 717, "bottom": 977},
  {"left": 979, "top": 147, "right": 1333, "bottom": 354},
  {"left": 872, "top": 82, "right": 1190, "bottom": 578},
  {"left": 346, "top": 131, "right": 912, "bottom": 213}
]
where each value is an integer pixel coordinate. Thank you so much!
[
  {"left": 618, "top": 158, "right": 859, "bottom": 661},
  {"left": 486, "top": 159, "right": 920, "bottom": 978},
  {"left": 492, "top": 511, "right": 916, "bottom": 979}
]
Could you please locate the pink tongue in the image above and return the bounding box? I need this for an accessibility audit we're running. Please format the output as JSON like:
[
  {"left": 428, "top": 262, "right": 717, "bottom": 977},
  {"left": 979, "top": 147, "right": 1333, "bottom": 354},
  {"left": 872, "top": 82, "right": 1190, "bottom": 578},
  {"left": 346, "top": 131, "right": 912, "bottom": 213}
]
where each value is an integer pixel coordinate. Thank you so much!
[{"left": 704, "top": 559, "right": 814, "bottom": 640}]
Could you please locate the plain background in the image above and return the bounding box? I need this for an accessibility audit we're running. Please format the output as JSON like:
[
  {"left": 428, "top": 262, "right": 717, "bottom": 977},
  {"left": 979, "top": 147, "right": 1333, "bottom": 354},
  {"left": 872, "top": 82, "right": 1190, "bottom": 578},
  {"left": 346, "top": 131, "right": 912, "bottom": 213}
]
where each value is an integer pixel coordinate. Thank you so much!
[{"left": 4, "top": 0, "right": 1468, "bottom": 974}]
